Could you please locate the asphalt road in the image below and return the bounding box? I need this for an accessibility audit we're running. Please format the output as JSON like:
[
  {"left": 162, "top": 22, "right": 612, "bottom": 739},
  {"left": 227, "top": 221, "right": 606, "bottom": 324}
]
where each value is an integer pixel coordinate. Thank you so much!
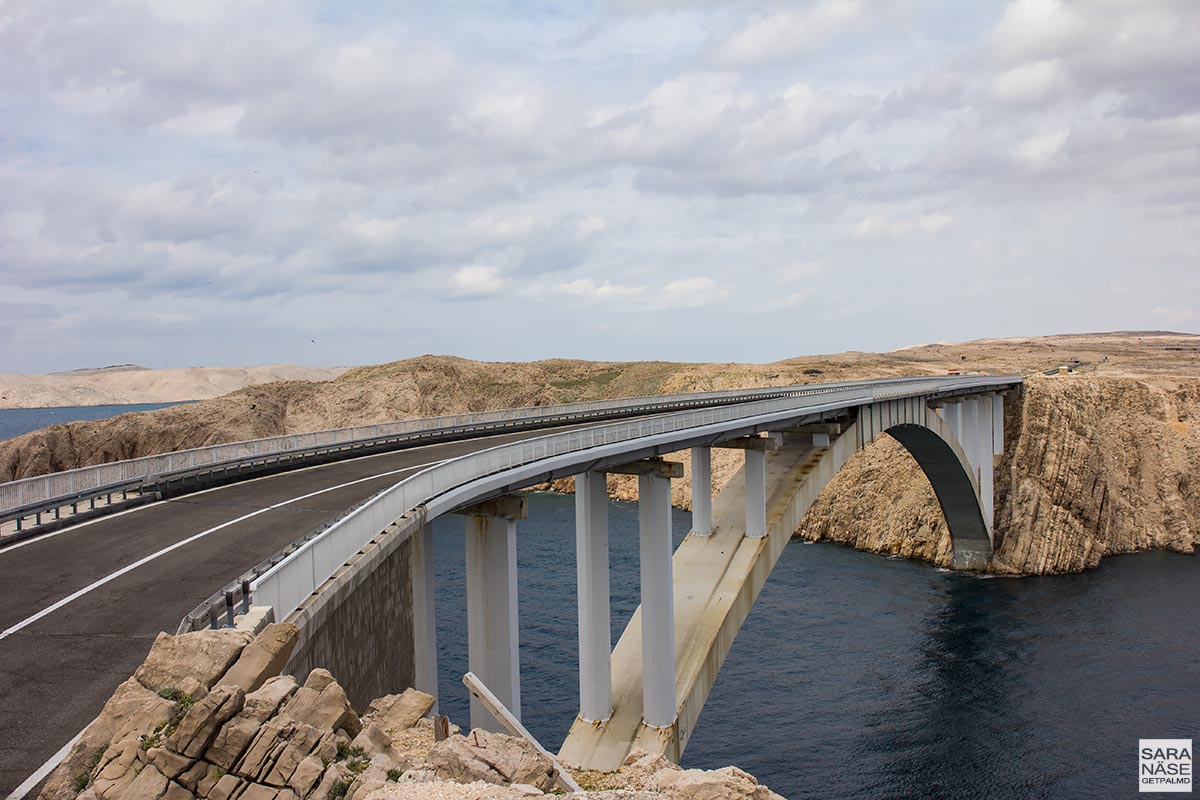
[{"left": 0, "top": 424, "right": 597, "bottom": 796}]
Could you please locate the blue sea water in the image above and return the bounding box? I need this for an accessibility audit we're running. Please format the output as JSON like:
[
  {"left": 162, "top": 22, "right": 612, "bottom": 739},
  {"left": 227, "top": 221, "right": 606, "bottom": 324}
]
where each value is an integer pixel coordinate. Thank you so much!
[
  {"left": 430, "top": 492, "right": 1198, "bottom": 800},
  {"left": 0, "top": 403, "right": 188, "bottom": 441}
]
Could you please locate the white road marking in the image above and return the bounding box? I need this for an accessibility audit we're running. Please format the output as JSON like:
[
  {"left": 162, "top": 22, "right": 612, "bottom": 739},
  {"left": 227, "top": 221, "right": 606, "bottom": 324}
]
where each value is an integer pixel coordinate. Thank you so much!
[
  {"left": 0, "top": 433, "right": 478, "bottom": 555},
  {"left": 0, "top": 458, "right": 445, "bottom": 642},
  {"left": 3, "top": 731, "right": 81, "bottom": 800}
]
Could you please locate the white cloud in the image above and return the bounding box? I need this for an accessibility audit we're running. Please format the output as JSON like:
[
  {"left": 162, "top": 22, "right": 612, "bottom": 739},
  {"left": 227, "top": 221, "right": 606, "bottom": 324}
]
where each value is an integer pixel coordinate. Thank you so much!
[
  {"left": 1012, "top": 129, "right": 1069, "bottom": 170},
  {"left": 716, "top": 0, "right": 862, "bottom": 65},
  {"left": 451, "top": 266, "right": 509, "bottom": 297},
  {"left": 1150, "top": 305, "right": 1197, "bottom": 326},
  {"left": 854, "top": 213, "right": 953, "bottom": 240},
  {"left": 990, "top": 60, "right": 1069, "bottom": 106},
  {"left": 576, "top": 216, "right": 609, "bottom": 237}
]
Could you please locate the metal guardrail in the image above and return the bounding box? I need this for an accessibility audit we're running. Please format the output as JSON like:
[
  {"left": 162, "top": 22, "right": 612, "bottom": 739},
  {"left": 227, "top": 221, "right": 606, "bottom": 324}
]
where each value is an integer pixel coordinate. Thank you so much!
[
  {"left": 250, "top": 375, "right": 1021, "bottom": 623},
  {"left": 0, "top": 376, "right": 950, "bottom": 533}
]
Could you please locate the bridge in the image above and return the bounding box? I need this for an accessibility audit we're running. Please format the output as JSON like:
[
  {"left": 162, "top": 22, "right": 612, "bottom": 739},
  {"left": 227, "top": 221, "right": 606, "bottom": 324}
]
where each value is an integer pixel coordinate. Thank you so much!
[{"left": 0, "top": 374, "right": 1020, "bottom": 793}]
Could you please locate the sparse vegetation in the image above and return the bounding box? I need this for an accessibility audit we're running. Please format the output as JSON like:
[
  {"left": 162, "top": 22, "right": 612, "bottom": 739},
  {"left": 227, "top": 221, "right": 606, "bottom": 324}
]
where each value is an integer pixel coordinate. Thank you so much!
[{"left": 327, "top": 779, "right": 350, "bottom": 800}]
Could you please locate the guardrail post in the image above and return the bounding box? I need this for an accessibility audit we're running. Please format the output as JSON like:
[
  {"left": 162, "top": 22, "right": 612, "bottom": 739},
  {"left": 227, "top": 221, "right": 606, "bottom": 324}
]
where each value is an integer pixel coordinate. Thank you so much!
[
  {"left": 690, "top": 448, "right": 712, "bottom": 536},
  {"left": 639, "top": 472, "right": 675, "bottom": 728},
  {"left": 411, "top": 523, "right": 439, "bottom": 702},
  {"left": 464, "top": 503, "right": 525, "bottom": 732},
  {"left": 575, "top": 471, "right": 611, "bottom": 722}
]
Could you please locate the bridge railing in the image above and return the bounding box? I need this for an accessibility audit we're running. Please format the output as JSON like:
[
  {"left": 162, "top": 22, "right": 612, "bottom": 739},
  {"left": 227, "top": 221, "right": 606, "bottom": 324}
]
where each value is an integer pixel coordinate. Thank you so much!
[
  {"left": 0, "top": 375, "right": 952, "bottom": 527},
  {"left": 252, "top": 374, "right": 1021, "bottom": 621}
]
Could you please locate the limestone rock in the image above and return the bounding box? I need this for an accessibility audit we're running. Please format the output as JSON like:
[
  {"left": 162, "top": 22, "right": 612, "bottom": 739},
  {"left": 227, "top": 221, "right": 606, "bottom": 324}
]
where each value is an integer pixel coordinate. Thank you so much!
[
  {"left": 178, "top": 677, "right": 208, "bottom": 703},
  {"left": 134, "top": 630, "right": 251, "bottom": 694},
  {"left": 235, "top": 717, "right": 336, "bottom": 787},
  {"left": 167, "top": 685, "right": 245, "bottom": 759},
  {"left": 302, "top": 669, "right": 335, "bottom": 693},
  {"left": 146, "top": 748, "right": 195, "bottom": 781},
  {"left": 121, "top": 764, "right": 169, "bottom": 800},
  {"left": 216, "top": 623, "right": 298, "bottom": 693},
  {"left": 351, "top": 722, "right": 410, "bottom": 765},
  {"left": 176, "top": 760, "right": 211, "bottom": 792},
  {"left": 40, "top": 679, "right": 174, "bottom": 800},
  {"left": 235, "top": 784, "right": 278, "bottom": 800},
  {"left": 362, "top": 689, "right": 435, "bottom": 734},
  {"left": 160, "top": 781, "right": 194, "bottom": 800},
  {"left": 654, "top": 766, "right": 786, "bottom": 800},
  {"left": 285, "top": 752, "right": 327, "bottom": 798},
  {"left": 205, "top": 676, "right": 297, "bottom": 769},
  {"left": 310, "top": 765, "right": 353, "bottom": 800},
  {"left": 92, "top": 739, "right": 144, "bottom": 800},
  {"left": 426, "top": 729, "right": 555, "bottom": 792},
  {"left": 207, "top": 774, "right": 244, "bottom": 800},
  {"left": 280, "top": 673, "right": 360, "bottom": 737},
  {"left": 195, "top": 765, "right": 225, "bottom": 797}
]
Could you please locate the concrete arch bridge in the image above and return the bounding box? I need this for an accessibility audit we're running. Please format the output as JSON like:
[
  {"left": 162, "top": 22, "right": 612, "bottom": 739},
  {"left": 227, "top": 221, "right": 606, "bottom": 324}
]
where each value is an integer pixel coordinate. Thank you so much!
[{"left": 243, "top": 375, "right": 1020, "bottom": 770}]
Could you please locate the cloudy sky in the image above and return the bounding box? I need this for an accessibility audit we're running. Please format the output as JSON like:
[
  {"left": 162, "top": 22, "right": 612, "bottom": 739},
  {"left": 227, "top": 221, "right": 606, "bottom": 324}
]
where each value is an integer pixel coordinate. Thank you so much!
[{"left": 1, "top": 0, "right": 1197, "bottom": 372}]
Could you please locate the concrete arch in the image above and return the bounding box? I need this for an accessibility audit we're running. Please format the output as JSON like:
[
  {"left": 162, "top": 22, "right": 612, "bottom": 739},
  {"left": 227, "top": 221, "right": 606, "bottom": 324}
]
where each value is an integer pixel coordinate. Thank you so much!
[{"left": 885, "top": 422, "right": 992, "bottom": 569}]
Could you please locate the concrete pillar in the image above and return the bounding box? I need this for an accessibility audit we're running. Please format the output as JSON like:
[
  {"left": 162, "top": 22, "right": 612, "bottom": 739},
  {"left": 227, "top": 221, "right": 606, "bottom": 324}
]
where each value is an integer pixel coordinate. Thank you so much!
[
  {"left": 575, "top": 471, "right": 612, "bottom": 722},
  {"left": 411, "top": 524, "right": 438, "bottom": 703},
  {"left": 942, "top": 401, "right": 959, "bottom": 440},
  {"left": 465, "top": 515, "right": 520, "bottom": 731},
  {"left": 991, "top": 394, "right": 1005, "bottom": 455},
  {"left": 744, "top": 449, "right": 767, "bottom": 538},
  {"left": 638, "top": 473, "right": 675, "bottom": 728},
  {"left": 961, "top": 398, "right": 980, "bottom": 482},
  {"left": 690, "top": 447, "right": 713, "bottom": 536}
]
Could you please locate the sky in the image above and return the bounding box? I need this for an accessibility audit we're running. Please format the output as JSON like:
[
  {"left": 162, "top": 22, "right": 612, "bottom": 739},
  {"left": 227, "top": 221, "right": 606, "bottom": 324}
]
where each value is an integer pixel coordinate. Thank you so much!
[{"left": 1, "top": 0, "right": 1198, "bottom": 373}]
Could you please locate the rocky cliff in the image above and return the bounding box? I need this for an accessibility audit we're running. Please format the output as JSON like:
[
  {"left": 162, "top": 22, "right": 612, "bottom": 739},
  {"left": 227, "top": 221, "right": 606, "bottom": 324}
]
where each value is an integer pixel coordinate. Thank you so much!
[{"left": 794, "top": 374, "right": 1200, "bottom": 573}]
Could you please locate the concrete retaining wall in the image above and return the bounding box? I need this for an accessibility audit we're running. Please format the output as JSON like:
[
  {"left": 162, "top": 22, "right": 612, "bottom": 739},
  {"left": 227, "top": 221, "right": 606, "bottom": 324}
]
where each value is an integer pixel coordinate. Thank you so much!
[{"left": 283, "top": 510, "right": 424, "bottom": 710}]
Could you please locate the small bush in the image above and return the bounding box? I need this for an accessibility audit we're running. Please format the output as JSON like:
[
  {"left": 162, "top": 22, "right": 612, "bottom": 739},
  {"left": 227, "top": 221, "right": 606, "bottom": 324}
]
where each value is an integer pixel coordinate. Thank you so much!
[
  {"left": 385, "top": 768, "right": 403, "bottom": 782},
  {"left": 327, "top": 779, "right": 350, "bottom": 800}
]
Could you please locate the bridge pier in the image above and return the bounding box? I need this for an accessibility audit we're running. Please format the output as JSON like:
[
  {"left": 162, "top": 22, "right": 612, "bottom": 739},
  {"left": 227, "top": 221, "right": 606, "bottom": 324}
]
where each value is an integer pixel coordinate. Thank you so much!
[
  {"left": 690, "top": 448, "right": 712, "bottom": 536},
  {"left": 576, "top": 471, "right": 612, "bottom": 722},
  {"left": 411, "top": 523, "right": 438, "bottom": 703},
  {"left": 744, "top": 450, "right": 766, "bottom": 538},
  {"left": 638, "top": 472, "right": 675, "bottom": 728},
  {"left": 463, "top": 500, "right": 526, "bottom": 731}
]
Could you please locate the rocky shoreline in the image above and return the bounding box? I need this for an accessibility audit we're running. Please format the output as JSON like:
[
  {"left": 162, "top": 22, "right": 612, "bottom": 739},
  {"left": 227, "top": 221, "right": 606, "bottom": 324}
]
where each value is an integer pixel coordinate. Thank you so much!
[{"left": 42, "top": 620, "right": 785, "bottom": 800}]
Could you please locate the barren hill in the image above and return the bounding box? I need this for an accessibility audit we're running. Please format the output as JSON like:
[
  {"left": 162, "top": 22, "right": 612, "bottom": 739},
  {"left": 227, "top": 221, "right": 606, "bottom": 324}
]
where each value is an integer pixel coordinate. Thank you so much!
[{"left": 0, "top": 364, "right": 349, "bottom": 409}]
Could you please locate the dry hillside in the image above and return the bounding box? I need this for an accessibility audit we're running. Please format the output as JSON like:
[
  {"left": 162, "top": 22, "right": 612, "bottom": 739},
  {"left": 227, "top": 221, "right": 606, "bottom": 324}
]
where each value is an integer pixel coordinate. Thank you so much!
[{"left": 0, "top": 364, "right": 349, "bottom": 409}]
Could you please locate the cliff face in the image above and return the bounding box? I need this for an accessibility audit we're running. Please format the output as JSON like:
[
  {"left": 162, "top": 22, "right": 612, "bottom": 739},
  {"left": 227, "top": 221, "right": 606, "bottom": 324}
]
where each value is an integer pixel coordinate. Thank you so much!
[{"left": 795, "top": 376, "right": 1200, "bottom": 573}]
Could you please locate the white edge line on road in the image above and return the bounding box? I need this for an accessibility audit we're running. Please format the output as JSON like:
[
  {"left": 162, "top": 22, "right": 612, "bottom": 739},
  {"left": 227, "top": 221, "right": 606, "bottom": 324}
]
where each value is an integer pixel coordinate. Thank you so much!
[
  {"left": 0, "top": 431, "right": 490, "bottom": 555},
  {"left": 4, "top": 731, "right": 81, "bottom": 800},
  {"left": 0, "top": 458, "right": 445, "bottom": 642},
  {"left": 1, "top": 456, "right": 446, "bottom": 800}
]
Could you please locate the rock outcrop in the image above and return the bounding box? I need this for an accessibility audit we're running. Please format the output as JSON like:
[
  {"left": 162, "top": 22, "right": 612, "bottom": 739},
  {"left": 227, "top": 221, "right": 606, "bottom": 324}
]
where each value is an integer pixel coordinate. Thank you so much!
[{"left": 43, "top": 626, "right": 788, "bottom": 800}]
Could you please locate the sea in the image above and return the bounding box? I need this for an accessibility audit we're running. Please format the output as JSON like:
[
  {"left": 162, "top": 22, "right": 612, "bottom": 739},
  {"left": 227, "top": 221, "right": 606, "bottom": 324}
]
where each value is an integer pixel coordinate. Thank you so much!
[
  {"left": 429, "top": 492, "right": 1197, "bottom": 800},
  {"left": 0, "top": 402, "right": 188, "bottom": 441}
]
